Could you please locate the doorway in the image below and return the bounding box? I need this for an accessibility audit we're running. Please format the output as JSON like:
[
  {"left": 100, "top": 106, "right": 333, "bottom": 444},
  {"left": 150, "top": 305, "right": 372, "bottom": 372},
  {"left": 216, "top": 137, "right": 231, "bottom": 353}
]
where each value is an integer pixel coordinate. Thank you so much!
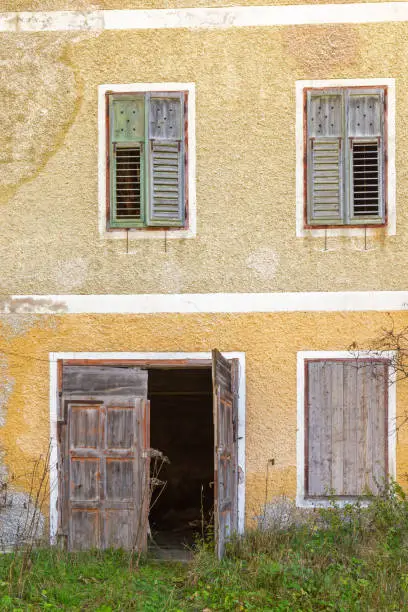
[
  {"left": 53, "top": 351, "right": 242, "bottom": 557},
  {"left": 148, "top": 367, "right": 214, "bottom": 553}
]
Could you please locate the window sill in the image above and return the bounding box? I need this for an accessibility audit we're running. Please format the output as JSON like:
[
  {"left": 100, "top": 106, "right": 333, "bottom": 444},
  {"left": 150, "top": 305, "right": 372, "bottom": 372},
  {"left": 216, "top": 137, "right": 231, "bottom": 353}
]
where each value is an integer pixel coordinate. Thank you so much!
[
  {"left": 101, "top": 226, "right": 196, "bottom": 240},
  {"left": 297, "top": 226, "right": 392, "bottom": 238},
  {"left": 297, "top": 497, "right": 372, "bottom": 508}
]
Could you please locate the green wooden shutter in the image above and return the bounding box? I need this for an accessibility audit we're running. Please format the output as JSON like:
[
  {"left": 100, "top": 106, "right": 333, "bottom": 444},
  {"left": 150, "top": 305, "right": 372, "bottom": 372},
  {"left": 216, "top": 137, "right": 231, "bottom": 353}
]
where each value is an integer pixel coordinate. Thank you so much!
[
  {"left": 147, "top": 94, "right": 185, "bottom": 227},
  {"left": 110, "top": 96, "right": 145, "bottom": 228},
  {"left": 347, "top": 89, "right": 385, "bottom": 224},
  {"left": 307, "top": 92, "right": 344, "bottom": 225}
]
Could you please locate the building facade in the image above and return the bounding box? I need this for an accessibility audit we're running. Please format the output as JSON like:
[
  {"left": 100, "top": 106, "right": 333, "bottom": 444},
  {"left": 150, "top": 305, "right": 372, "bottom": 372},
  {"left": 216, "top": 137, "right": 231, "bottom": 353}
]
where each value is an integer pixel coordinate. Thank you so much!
[{"left": 1, "top": 0, "right": 408, "bottom": 551}]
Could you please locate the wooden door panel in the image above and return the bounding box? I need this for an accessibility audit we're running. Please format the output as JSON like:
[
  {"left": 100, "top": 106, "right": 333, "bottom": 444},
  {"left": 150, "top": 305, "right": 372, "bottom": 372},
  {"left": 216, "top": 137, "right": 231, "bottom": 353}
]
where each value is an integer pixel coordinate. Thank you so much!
[
  {"left": 63, "top": 366, "right": 148, "bottom": 397},
  {"left": 106, "top": 459, "right": 135, "bottom": 501},
  {"left": 106, "top": 407, "right": 134, "bottom": 449},
  {"left": 212, "top": 350, "right": 239, "bottom": 558},
  {"left": 137, "top": 398, "right": 150, "bottom": 553},
  {"left": 220, "top": 457, "right": 232, "bottom": 508},
  {"left": 70, "top": 458, "right": 100, "bottom": 501},
  {"left": 220, "top": 510, "right": 231, "bottom": 544},
  {"left": 104, "top": 509, "right": 134, "bottom": 549},
  {"left": 70, "top": 405, "right": 100, "bottom": 449},
  {"left": 70, "top": 509, "right": 100, "bottom": 550}
]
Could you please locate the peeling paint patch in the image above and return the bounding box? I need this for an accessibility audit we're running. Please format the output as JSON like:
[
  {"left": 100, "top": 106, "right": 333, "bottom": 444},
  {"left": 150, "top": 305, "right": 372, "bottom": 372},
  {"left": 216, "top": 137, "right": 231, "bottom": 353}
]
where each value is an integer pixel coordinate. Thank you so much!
[
  {"left": 157, "top": 259, "right": 185, "bottom": 293},
  {"left": 0, "top": 356, "right": 14, "bottom": 428},
  {"left": 246, "top": 248, "right": 279, "bottom": 280},
  {"left": 283, "top": 24, "right": 360, "bottom": 73},
  {"left": 0, "top": 360, "right": 41, "bottom": 549},
  {"left": 350, "top": 235, "right": 378, "bottom": 251},
  {"left": 55, "top": 257, "right": 89, "bottom": 291},
  {"left": 0, "top": 296, "right": 67, "bottom": 314},
  {"left": 0, "top": 488, "right": 45, "bottom": 549},
  {"left": 17, "top": 10, "right": 103, "bottom": 32},
  {"left": 0, "top": 314, "right": 58, "bottom": 339},
  {"left": 0, "top": 35, "right": 78, "bottom": 196},
  {"left": 258, "top": 496, "right": 314, "bottom": 529}
]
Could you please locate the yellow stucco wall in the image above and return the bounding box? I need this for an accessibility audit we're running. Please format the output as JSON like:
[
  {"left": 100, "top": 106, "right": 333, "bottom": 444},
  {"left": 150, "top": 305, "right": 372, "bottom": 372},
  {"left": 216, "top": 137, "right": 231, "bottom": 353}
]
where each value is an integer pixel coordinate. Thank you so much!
[
  {"left": 1, "top": 23, "right": 408, "bottom": 294},
  {"left": 1, "top": 310, "right": 408, "bottom": 524}
]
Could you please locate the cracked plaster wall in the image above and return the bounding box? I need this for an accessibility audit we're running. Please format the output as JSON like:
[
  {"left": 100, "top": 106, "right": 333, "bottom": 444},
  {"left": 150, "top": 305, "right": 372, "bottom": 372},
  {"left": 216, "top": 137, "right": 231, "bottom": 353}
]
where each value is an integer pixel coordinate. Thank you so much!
[
  {"left": 0, "top": 23, "right": 407, "bottom": 294},
  {"left": 0, "top": 354, "right": 45, "bottom": 548}
]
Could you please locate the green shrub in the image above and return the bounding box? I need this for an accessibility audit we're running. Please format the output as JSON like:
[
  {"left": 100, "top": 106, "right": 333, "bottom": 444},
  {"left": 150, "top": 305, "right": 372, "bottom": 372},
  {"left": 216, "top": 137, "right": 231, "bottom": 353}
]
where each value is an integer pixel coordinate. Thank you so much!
[{"left": 185, "top": 484, "right": 408, "bottom": 610}]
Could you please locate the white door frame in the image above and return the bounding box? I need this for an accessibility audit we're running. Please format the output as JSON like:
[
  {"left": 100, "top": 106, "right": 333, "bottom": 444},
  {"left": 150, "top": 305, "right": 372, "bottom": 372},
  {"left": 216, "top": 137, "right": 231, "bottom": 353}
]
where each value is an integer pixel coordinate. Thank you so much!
[{"left": 49, "top": 351, "right": 246, "bottom": 542}]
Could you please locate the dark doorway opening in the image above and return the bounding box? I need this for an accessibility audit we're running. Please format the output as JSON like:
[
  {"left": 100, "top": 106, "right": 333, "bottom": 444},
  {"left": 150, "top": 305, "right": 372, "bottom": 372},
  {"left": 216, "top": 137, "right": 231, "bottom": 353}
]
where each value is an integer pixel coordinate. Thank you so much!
[{"left": 148, "top": 367, "right": 214, "bottom": 555}]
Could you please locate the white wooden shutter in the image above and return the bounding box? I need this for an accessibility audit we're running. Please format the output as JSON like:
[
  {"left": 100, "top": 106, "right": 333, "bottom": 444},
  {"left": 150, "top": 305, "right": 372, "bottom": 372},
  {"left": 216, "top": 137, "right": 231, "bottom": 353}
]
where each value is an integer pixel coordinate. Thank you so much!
[
  {"left": 307, "top": 92, "right": 344, "bottom": 225},
  {"left": 306, "top": 360, "right": 388, "bottom": 498},
  {"left": 147, "top": 94, "right": 185, "bottom": 227},
  {"left": 347, "top": 89, "right": 385, "bottom": 223}
]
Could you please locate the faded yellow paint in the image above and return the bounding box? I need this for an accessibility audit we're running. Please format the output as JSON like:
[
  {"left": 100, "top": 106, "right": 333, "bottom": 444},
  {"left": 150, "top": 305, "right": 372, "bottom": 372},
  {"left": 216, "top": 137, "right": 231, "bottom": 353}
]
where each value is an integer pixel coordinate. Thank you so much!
[
  {"left": 0, "top": 33, "right": 84, "bottom": 208},
  {"left": 0, "top": 23, "right": 407, "bottom": 293},
  {"left": 2, "top": 310, "right": 408, "bottom": 523}
]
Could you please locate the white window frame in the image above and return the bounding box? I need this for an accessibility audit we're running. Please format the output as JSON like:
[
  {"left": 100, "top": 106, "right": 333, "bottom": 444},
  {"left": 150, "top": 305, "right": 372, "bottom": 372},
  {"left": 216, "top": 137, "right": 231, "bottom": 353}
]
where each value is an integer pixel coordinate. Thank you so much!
[
  {"left": 296, "top": 350, "right": 397, "bottom": 507},
  {"left": 98, "top": 83, "right": 196, "bottom": 240},
  {"left": 49, "top": 351, "right": 245, "bottom": 542},
  {"left": 296, "top": 78, "right": 396, "bottom": 238}
]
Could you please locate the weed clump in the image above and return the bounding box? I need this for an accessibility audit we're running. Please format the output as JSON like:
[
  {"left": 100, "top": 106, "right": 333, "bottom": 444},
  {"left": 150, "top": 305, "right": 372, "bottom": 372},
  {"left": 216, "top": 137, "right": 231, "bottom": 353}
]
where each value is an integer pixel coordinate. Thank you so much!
[
  {"left": 1, "top": 484, "right": 408, "bottom": 610},
  {"left": 187, "top": 484, "right": 408, "bottom": 611}
]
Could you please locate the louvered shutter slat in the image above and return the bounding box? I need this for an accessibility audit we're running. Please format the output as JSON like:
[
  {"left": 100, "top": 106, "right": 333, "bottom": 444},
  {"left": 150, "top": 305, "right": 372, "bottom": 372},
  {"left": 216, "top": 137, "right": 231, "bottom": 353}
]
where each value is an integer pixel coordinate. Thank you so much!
[
  {"left": 307, "top": 93, "right": 344, "bottom": 225},
  {"left": 147, "top": 96, "right": 184, "bottom": 227}
]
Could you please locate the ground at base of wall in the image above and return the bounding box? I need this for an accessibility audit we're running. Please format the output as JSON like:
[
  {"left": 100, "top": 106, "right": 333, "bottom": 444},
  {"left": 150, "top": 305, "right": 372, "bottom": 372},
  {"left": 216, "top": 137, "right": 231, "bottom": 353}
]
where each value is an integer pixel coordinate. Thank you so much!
[{"left": 2, "top": 492, "right": 408, "bottom": 610}]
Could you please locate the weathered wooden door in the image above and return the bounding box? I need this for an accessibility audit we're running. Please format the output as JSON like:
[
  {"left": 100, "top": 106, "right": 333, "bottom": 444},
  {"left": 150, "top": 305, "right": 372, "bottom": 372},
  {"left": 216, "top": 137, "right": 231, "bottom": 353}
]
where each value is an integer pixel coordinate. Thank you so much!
[
  {"left": 58, "top": 366, "right": 149, "bottom": 551},
  {"left": 212, "top": 350, "right": 239, "bottom": 558}
]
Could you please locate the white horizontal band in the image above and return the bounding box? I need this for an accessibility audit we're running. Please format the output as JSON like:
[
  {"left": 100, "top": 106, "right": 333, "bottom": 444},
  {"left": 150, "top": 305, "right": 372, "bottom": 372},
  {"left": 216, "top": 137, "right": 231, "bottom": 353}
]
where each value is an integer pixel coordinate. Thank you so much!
[
  {"left": 2, "top": 4, "right": 408, "bottom": 33},
  {"left": 3, "top": 292, "right": 408, "bottom": 314}
]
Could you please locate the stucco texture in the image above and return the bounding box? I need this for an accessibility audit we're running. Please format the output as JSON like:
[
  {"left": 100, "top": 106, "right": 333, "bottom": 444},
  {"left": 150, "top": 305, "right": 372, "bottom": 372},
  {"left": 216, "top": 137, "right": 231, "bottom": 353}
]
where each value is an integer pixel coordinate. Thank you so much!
[
  {"left": 1, "top": 310, "right": 408, "bottom": 525},
  {"left": 0, "top": 23, "right": 408, "bottom": 294},
  {"left": 2, "top": 0, "right": 406, "bottom": 10}
]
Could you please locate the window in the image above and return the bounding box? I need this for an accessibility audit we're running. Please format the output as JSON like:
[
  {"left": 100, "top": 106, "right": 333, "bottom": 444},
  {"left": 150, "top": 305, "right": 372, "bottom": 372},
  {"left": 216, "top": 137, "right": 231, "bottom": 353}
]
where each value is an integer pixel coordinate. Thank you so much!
[
  {"left": 304, "top": 359, "right": 389, "bottom": 498},
  {"left": 106, "top": 91, "right": 187, "bottom": 230},
  {"left": 305, "top": 87, "right": 386, "bottom": 227}
]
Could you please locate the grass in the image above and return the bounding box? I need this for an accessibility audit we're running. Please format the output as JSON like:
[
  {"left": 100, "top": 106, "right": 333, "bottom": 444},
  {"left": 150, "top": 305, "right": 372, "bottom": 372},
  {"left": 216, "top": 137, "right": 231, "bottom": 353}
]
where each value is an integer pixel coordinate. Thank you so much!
[
  {"left": 2, "top": 485, "right": 408, "bottom": 610},
  {"left": 0, "top": 550, "right": 185, "bottom": 611}
]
